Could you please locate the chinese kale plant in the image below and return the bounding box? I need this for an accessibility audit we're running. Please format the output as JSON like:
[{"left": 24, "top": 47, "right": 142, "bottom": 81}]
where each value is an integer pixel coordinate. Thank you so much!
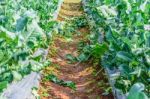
[
  {"left": 0, "top": 0, "right": 58, "bottom": 93},
  {"left": 83, "top": 0, "right": 150, "bottom": 98}
]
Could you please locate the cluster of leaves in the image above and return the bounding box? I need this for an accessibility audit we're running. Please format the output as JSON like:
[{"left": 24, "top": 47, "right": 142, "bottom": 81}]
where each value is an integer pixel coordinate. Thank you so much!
[
  {"left": 57, "top": 16, "right": 88, "bottom": 38},
  {"left": 77, "top": 42, "right": 108, "bottom": 62},
  {"left": 128, "top": 83, "right": 148, "bottom": 99},
  {"left": 83, "top": 0, "right": 150, "bottom": 98},
  {"left": 0, "top": 0, "right": 58, "bottom": 93},
  {"left": 45, "top": 74, "right": 76, "bottom": 90}
]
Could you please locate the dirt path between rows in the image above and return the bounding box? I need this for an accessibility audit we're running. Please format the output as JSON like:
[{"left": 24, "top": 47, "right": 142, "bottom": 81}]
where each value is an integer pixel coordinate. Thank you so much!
[{"left": 38, "top": 27, "right": 114, "bottom": 99}]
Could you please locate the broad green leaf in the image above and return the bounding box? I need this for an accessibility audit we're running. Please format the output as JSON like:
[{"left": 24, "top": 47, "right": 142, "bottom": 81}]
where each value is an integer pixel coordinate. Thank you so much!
[
  {"left": 0, "top": 81, "right": 8, "bottom": 92},
  {"left": 0, "top": 50, "right": 4, "bottom": 62},
  {"left": 65, "top": 54, "right": 76, "bottom": 62},
  {"left": 12, "top": 71, "right": 22, "bottom": 81},
  {"left": 92, "top": 43, "right": 108, "bottom": 58},
  {"left": 0, "top": 27, "right": 16, "bottom": 39},
  {"left": 46, "top": 74, "right": 76, "bottom": 90},
  {"left": 116, "top": 51, "right": 132, "bottom": 62},
  {"left": 127, "top": 83, "right": 148, "bottom": 99},
  {"left": 77, "top": 53, "right": 88, "bottom": 62},
  {"left": 30, "top": 60, "right": 43, "bottom": 71},
  {"left": 16, "top": 16, "right": 28, "bottom": 31}
]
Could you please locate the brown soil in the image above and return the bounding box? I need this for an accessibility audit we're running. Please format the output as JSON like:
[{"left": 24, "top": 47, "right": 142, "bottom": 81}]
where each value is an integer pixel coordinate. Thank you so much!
[{"left": 38, "top": 27, "right": 114, "bottom": 99}]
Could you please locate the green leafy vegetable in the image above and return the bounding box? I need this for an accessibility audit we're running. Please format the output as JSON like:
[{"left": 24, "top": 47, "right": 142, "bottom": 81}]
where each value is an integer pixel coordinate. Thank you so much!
[
  {"left": 83, "top": 0, "right": 150, "bottom": 97},
  {"left": 128, "top": 83, "right": 148, "bottom": 99},
  {"left": 46, "top": 74, "right": 76, "bottom": 90},
  {"left": 0, "top": 0, "right": 58, "bottom": 93}
]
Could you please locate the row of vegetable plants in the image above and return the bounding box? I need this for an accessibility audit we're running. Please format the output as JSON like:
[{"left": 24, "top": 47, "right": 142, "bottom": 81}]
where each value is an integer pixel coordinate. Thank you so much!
[
  {"left": 82, "top": 0, "right": 150, "bottom": 98},
  {"left": 0, "top": 0, "right": 58, "bottom": 93}
]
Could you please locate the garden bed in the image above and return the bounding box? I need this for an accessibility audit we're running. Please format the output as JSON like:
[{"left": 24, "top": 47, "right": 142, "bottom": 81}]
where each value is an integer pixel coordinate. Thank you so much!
[
  {"left": 82, "top": 0, "right": 150, "bottom": 99},
  {"left": 0, "top": 0, "right": 63, "bottom": 99},
  {"left": 82, "top": 0, "right": 128, "bottom": 99}
]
